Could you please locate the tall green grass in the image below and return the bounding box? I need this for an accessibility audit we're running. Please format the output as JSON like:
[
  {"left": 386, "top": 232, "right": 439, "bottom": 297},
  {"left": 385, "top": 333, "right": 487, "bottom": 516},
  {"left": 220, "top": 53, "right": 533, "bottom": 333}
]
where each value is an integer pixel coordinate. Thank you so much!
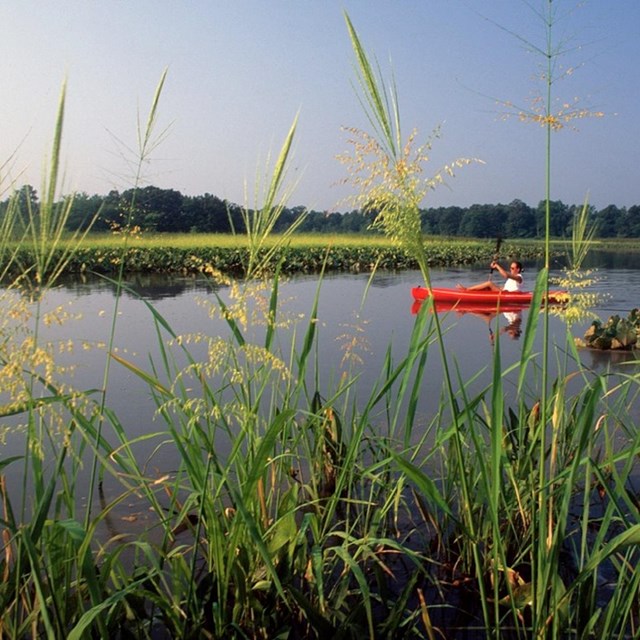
[
  {"left": 0, "top": 81, "right": 111, "bottom": 639},
  {"left": 338, "top": 5, "right": 640, "bottom": 639},
  {"left": 0, "top": 5, "right": 638, "bottom": 639}
]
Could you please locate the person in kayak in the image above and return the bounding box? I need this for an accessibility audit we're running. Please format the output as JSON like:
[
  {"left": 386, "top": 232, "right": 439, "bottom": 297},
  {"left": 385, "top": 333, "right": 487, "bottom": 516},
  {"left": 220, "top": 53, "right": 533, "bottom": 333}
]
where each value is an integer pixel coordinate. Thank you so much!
[{"left": 457, "top": 260, "right": 524, "bottom": 292}]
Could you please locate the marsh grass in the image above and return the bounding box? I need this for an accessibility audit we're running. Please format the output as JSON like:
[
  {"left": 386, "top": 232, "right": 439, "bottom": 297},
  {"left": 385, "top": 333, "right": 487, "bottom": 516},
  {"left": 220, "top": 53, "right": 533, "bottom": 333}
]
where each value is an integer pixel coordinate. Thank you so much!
[
  {"left": 6, "top": 234, "right": 559, "bottom": 281},
  {"left": 62, "top": 231, "right": 396, "bottom": 249},
  {"left": 13, "top": 83, "right": 99, "bottom": 297},
  {"left": 41, "top": 232, "right": 562, "bottom": 252},
  {"left": 0, "top": 7, "right": 639, "bottom": 640},
  {"left": 340, "top": 13, "right": 479, "bottom": 288},
  {"left": 0, "top": 82, "right": 113, "bottom": 640},
  {"left": 233, "top": 114, "right": 308, "bottom": 279},
  {"left": 335, "top": 5, "right": 640, "bottom": 638},
  {"left": 549, "top": 199, "right": 605, "bottom": 327}
]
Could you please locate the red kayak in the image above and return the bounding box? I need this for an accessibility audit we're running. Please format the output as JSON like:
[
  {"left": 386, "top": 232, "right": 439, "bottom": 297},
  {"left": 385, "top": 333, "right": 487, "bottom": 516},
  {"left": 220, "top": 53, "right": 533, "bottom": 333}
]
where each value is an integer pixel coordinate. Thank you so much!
[{"left": 411, "top": 286, "right": 567, "bottom": 306}]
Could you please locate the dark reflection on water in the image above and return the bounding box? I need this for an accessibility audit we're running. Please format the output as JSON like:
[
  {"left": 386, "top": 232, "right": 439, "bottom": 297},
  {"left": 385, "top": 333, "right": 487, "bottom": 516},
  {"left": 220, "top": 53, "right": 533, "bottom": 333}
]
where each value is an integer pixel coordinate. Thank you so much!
[
  {"left": 530, "top": 249, "right": 640, "bottom": 272},
  {"left": 56, "top": 271, "right": 219, "bottom": 300},
  {"left": 580, "top": 346, "right": 640, "bottom": 371},
  {"left": 585, "top": 249, "right": 640, "bottom": 270}
]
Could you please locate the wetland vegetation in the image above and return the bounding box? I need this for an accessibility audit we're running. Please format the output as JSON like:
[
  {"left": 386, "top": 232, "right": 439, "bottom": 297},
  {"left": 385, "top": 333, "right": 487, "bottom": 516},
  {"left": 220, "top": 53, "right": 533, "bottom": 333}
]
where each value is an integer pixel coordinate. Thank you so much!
[
  {"left": 1, "top": 5, "right": 639, "bottom": 639},
  {"left": 4, "top": 233, "right": 557, "bottom": 279}
]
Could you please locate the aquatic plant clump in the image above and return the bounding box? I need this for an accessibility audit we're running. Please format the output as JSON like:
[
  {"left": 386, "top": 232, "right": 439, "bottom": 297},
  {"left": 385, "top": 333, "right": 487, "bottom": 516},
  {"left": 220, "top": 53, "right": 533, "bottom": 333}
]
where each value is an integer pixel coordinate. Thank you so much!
[{"left": 579, "top": 308, "right": 640, "bottom": 350}]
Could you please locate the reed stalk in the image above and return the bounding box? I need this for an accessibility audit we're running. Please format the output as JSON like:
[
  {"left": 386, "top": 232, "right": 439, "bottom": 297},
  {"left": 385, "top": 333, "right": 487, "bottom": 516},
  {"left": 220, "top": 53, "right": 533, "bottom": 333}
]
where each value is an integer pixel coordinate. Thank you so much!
[
  {"left": 0, "top": 81, "right": 112, "bottom": 638},
  {"left": 234, "top": 114, "right": 308, "bottom": 280},
  {"left": 84, "top": 68, "right": 169, "bottom": 521}
]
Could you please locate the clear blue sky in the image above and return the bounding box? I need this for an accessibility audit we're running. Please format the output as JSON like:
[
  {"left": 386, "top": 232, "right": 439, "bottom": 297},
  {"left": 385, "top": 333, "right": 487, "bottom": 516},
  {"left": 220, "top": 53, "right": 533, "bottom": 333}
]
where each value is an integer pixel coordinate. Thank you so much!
[{"left": 2, "top": 1, "right": 638, "bottom": 211}]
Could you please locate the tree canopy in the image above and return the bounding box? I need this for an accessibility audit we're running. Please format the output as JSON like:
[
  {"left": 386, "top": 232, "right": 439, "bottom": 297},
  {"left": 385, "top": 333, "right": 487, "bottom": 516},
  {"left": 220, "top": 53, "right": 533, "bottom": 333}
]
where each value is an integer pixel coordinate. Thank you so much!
[{"left": 0, "top": 185, "right": 633, "bottom": 239}]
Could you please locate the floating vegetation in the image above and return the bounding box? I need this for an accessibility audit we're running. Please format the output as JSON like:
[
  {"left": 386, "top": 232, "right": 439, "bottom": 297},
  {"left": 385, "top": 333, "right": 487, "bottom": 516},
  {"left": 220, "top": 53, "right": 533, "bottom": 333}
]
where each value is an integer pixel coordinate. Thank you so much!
[
  {"left": 578, "top": 308, "right": 640, "bottom": 350},
  {"left": 1, "top": 238, "right": 552, "bottom": 279}
]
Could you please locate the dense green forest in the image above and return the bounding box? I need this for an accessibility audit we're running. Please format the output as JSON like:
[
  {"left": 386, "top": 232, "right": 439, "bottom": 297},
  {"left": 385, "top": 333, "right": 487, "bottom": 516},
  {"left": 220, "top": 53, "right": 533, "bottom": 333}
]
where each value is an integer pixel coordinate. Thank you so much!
[{"left": 3, "top": 184, "right": 637, "bottom": 238}]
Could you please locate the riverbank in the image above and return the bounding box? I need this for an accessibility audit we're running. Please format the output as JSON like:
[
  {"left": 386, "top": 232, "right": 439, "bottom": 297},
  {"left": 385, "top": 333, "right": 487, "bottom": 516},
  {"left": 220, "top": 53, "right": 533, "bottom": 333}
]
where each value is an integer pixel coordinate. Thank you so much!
[{"left": 5, "top": 233, "right": 560, "bottom": 277}]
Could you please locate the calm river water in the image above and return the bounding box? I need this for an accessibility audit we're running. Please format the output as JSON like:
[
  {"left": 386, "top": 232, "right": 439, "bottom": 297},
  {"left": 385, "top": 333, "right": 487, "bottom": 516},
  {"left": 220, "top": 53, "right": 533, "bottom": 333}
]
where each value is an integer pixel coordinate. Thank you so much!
[{"left": 3, "top": 251, "right": 640, "bottom": 515}]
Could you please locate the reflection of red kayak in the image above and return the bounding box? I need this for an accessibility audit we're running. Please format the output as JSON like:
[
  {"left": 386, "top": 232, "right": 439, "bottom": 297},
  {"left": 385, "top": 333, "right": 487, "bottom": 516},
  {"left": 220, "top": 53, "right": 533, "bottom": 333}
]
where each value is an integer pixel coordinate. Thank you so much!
[
  {"left": 416, "top": 300, "right": 531, "bottom": 313},
  {"left": 411, "top": 300, "right": 532, "bottom": 315},
  {"left": 411, "top": 286, "right": 566, "bottom": 306}
]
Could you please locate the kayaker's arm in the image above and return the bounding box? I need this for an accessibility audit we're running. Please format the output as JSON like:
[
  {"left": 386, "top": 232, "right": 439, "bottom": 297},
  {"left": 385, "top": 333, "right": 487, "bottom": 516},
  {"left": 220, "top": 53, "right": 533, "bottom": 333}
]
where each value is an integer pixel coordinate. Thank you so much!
[
  {"left": 456, "top": 260, "right": 523, "bottom": 293},
  {"left": 491, "top": 261, "right": 522, "bottom": 284}
]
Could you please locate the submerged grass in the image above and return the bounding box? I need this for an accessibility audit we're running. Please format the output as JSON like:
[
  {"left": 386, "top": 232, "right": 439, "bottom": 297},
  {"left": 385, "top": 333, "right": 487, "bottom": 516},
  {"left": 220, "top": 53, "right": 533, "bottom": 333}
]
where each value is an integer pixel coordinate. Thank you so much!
[{"left": 0, "top": 5, "right": 639, "bottom": 639}]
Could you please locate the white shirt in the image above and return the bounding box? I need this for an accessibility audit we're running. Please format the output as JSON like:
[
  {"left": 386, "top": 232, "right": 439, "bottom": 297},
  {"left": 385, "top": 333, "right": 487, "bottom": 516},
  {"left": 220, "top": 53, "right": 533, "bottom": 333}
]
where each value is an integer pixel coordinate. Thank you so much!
[{"left": 503, "top": 275, "right": 523, "bottom": 292}]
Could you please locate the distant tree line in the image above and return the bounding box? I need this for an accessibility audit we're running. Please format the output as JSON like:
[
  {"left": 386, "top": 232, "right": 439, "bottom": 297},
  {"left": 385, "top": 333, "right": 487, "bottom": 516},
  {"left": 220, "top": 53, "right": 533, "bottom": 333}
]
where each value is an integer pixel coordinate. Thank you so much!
[{"left": 2, "top": 185, "right": 639, "bottom": 239}]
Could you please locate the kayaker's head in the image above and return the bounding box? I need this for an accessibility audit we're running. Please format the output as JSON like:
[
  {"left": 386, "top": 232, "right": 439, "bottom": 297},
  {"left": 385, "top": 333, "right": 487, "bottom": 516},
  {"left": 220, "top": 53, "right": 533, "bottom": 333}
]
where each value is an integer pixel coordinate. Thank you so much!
[{"left": 510, "top": 261, "right": 523, "bottom": 274}]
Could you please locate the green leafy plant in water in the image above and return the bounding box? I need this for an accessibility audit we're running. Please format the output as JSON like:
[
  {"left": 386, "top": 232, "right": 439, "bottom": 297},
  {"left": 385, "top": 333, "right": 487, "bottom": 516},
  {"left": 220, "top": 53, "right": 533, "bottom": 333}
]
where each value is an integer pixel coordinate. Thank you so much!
[
  {"left": 99, "top": 255, "right": 439, "bottom": 639},
  {"left": 0, "top": 80, "right": 129, "bottom": 640},
  {"left": 91, "top": 65, "right": 448, "bottom": 635},
  {"left": 0, "top": 72, "right": 175, "bottom": 639},
  {"left": 550, "top": 196, "right": 605, "bottom": 325},
  {"left": 340, "top": 11, "right": 512, "bottom": 633},
  {"left": 3, "top": 7, "right": 638, "bottom": 638},
  {"left": 385, "top": 4, "right": 640, "bottom": 638},
  {"left": 580, "top": 310, "right": 640, "bottom": 350},
  {"left": 461, "top": 5, "right": 640, "bottom": 638}
]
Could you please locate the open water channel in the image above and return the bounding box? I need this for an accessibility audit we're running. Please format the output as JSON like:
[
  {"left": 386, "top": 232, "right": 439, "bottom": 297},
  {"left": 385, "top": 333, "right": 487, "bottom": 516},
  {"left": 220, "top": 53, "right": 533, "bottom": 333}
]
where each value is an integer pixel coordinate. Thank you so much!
[{"left": 2, "top": 251, "right": 640, "bottom": 526}]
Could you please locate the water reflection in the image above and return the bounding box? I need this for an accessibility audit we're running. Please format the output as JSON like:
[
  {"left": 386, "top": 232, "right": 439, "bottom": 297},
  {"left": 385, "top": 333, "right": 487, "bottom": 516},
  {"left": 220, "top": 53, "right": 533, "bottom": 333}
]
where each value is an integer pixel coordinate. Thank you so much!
[
  {"left": 43, "top": 262, "right": 640, "bottom": 409},
  {"left": 57, "top": 272, "right": 216, "bottom": 300},
  {"left": 2, "top": 261, "right": 640, "bottom": 527},
  {"left": 2, "top": 263, "right": 640, "bottom": 439},
  {"left": 411, "top": 300, "right": 525, "bottom": 344},
  {"left": 579, "top": 346, "right": 640, "bottom": 371},
  {"left": 585, "top": 249, "right": 640, "bottom": 270}
]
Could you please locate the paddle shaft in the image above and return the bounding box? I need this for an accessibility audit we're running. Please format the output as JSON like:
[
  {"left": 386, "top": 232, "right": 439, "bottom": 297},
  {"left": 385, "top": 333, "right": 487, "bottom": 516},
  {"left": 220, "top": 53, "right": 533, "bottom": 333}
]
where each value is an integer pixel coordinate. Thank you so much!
[{"left": 490, "top": 237, "right": 503, "bottom": 275}]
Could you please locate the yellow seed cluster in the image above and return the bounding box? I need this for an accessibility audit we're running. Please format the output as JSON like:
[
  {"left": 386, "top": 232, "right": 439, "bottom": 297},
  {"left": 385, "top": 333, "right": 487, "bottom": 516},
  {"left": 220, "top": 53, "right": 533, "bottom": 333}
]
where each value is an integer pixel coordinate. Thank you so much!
[
  {"left": 338, "top": 125, "right": 476, "bottom": 265},
  {"left": 501, "top": 95, "right": 605, "bottom": 132},
  {"left": 163, "top": 322, "right": 294, "bottom": 435},
  {"left": 549, "top": 268, "right": 607, "bottom": 325},
  {"left": 188, "top": 255, "right": 231, "bottom": 285},
  {"left": 0, "top": 292, "right": 89, "bottom": 439},
  {"left": 196, "top": 279, "right": 300, "bottom": 333},
  {"left": 171, "top": 334, "right": 291, "bottom": 387},
  {"left": 335, "top": 316, "right": 371, "bottom": 369},
  {"left": 42, "top": 304, "right": 83, "bottom": 328}
]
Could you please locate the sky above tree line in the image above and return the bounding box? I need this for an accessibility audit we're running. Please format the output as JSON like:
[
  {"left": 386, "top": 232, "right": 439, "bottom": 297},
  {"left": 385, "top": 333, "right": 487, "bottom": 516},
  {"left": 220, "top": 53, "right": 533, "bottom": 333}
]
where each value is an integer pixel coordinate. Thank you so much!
[{"left": 2, "top": 1, "right": 638, "bottom": 213}]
